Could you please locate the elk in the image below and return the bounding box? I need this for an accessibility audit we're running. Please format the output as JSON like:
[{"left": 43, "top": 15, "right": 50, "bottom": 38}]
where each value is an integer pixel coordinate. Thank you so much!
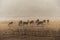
[
  {"left": 47, "top": 19, "right": 49, "bottom": 23},
  {"left": 30, "top": 20, "right": 34, "bottom": 24},
  {"left": 23, "top": 21, "right": 29, "bottom": 26},
  {"left": 19, "top": 20, "right": 29, "bottom": 26},
  {"left": 43, "top": 20, "right": 46, "bottom": 23},
  {"left": 36, "top": 20, "right": 46, "bottom": 25},
  {"left": 37, "top": 21, "right": 44, "bottom": 25},
  {"left": 35, "top": 19, "right": 40, "bottom": 23},
  {"left": 8, "top": 22, "right": 13, "bottom": 26},
  {"left": 19, "top": 20, "right": 23, "bottom": 26}
]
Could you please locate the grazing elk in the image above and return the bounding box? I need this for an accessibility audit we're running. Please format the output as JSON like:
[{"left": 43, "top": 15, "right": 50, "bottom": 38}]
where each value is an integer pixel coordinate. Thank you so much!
[
  {"left": 30, "top": 20, "right": 34, "bottom": 24},
  {"left": 8, "top": 22, "right": 13, "bottom": 26},
  {"left": 36, "top": 19, "right": 46, "bottom": 25},
  {"left": 37, "top": 21, "right": 44, "bottom": 25}
]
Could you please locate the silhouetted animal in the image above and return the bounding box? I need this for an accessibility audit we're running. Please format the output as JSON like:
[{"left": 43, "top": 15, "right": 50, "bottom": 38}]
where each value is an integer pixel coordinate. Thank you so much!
[
  {"left": 19, "top": 20, "right": 23, "bottom": 26},
  {"left": 47, "top": 19, "right": 49, "bottom": 23},
  {"left": 35, "top": 19, "right": 40, "bottom": 23},
  {"left": 8, "top": 22, "right": 13, "bottom": 26},
  {"left": 43, "top": 20, "right": 46, "bottom": 23},
  {"left": 37, "top": 19, "right": 46, "bottom": 25},
  {"left": 37, "top": 21, "right": 44, "bottom": 25},
  {"left": 19, "top": 20, "right": 29, "bottom": 26},
  {"left": 22, "top": 21, "right": 29, "bottom": 26},
  {"left": 30, "top": 20, "right": 34, "bottom": 24}
]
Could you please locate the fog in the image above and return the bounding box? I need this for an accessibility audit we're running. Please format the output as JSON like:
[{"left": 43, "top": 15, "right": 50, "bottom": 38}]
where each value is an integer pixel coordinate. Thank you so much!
[{"left": 0, "top": 0, "right": 60, "bottom": 20}]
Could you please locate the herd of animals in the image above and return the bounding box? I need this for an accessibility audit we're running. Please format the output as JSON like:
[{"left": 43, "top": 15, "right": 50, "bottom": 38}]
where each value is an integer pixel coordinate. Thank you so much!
[{"left": 8, "top": 19, "right": 49, "bottom": 26}]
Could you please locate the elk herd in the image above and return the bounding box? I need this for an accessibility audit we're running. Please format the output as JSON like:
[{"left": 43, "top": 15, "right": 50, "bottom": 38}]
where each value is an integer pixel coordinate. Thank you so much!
[{"left": 8, "top": 19, "right": 49, "bottom": 27}]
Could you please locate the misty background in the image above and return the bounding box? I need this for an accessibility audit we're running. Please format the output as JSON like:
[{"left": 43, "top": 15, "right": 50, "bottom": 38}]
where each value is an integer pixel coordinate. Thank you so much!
[{"left": 0, "top": 0, "right": 60, "bottom": 20}]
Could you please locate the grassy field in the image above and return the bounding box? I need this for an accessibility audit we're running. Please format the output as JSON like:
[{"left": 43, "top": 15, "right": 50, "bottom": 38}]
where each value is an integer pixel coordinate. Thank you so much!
[{"left": 0, "top": 20, "right": 60, "bottom": 40}]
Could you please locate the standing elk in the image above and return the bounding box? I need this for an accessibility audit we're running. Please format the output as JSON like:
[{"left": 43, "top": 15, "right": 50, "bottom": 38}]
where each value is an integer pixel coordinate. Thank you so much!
[
  {"left": 43, "top": 20, "right": 46, "bottom": 23},
  {"left": 30, "top": 20, "right": 34, "bottom": 24},
  {"left": 35, "top": 19, "right": 40, "bottom": 23},
  {"left": 19, "top": 20, "right": 23, "bottom": 26},
  {"left": 19, "top": 20, "right": 29, "bottom": 26},
  {"left": 47, "top": 19, "right": 49, "bottom": 23},
  {"left": 23, "top": 21, "right": 29, "bottom": 26}
]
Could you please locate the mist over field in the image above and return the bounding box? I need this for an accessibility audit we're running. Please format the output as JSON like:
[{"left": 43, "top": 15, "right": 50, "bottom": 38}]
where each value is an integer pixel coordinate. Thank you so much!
[{"left": 0, "top": 0, "right": 60, "bottom": 20}]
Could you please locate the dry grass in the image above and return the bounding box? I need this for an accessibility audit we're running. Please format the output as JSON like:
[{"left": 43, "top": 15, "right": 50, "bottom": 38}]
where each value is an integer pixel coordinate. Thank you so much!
[{"left": 0, "top": 20, "right": 60, "bottom": 40}]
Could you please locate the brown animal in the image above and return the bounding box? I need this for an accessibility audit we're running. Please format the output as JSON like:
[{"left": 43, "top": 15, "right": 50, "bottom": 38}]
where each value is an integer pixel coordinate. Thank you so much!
[
  {"left": 37, "top": 19, "right": 46, "bottom": 25},
  {"left": 43, "top": 20, "right": 46, "bottom": 23},
  {"left": 47, "top": 19, "right": 49, "bottom": 23},
  {"left": 23, "top": 21, "right": 29, "bottom": 25},
  {"left": 8, "top": 22, "right": 13, "bottom": 26},
  {"left": 30, "top": 20, "right": 34, "bottom": 24},
  {"left": 35, "top": 19, "right": 40, "bottom": 23},
  {"left": 37, "top": 21, "right": 44, "bottom": 25},
  {"left": 19, "top": 20, "right": 23, "bottom": 26}
]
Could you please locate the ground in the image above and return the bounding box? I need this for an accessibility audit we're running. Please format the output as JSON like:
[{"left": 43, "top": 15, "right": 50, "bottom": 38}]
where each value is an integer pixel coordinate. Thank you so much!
[{"left": 0, "top": 20, "right": 60, "bottom": 40}]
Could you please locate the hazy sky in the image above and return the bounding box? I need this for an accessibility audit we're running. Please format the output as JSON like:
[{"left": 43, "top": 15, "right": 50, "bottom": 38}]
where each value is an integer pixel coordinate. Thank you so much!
[{"left": 0, "top": 0, "right": 60, "bottom": 19}]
